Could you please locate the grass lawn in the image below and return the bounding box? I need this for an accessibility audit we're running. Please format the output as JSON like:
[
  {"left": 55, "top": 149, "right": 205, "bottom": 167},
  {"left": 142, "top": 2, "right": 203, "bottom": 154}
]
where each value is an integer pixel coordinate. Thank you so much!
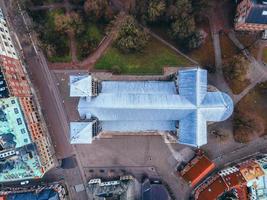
[
  {"left": 262, "top": 47, "right": 267, "bottom": 63},
  {"left": 222, "top": 59, "right": 250, "bottom": 95},
  {"left": 236, "top": 32, "right": 260, "bottom": 58},
  {"left": 220, "top": 34, "right": 239, "bottom": 59},
  {"left": 149, "top": 18, "right": 215, "bottom": 67},
  {"left": 95, "top": 37, "right": 193, "bottom": 75},
  {"left": 234, "top": 82, "right": 267, "bottom": 142},
  {"left": 47, "top": 54, "right": 72, "bottom": 62}
]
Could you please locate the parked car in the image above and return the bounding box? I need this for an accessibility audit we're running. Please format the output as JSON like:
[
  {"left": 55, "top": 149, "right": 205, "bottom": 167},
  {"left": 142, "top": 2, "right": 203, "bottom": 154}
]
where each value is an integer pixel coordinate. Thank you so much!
[{"left": 0, "top": 81, "right": 4, "bottom": 85}]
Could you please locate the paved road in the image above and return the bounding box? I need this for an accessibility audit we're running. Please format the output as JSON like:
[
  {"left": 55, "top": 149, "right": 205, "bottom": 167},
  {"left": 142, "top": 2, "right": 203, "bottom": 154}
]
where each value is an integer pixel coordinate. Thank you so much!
[{"left": 1, "top": 1, "right": 88, "bottom": 199}]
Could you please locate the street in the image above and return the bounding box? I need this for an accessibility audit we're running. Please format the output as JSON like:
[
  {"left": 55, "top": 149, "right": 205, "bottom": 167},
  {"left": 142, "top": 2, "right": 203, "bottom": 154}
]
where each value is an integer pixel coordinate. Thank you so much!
[{"left": 0, "top": 0, "right": 88, "bottom": 199}]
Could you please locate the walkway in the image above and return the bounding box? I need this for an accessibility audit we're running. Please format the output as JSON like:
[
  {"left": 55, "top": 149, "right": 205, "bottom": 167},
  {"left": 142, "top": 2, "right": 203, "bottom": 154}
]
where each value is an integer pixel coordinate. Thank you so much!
[
  {"left": 208, "top": 6, "right": 233, "bottom": 97},
  {"left": 29, "top": 2, "right": 82, "bottom": 11},
  {"left": 49, "top": 11, "right": 127, "bottom": 70},
  {"left": 227, "top": 30, "right": 267, "bottom": 104},
  {"left": 80, "top": 12, "right": 127, "bottom": 68}
]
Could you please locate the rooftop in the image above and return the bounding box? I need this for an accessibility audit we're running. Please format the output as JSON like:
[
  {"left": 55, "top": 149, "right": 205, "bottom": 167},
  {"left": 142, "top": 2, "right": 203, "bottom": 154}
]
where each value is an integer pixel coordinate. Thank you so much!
[
  {"left": 181, "top": 155, "right": 215, "bottom": 187},
  {"left": 239, "top": 161, "right": 265, "bottom": 181},
  {"left": 0, "top": 97, "right": 42, "bottom": 182},
  {"left": 5, "top": 189, "right": 59, "bottom": 200},
  {"left": 0, "top": 98, "right": 31, "bottom": 149},
  {"left": 142, "top": 179, "right": 170, "bottom": 200},
  {"left": 70, "top": 122, "right": 93, "bottom": 144},
  {"left": 244, "top": 0, "right": 267, "bottom": 24},
  {"left": 0, "top": 69, "right": 8, "bottom": 98},
  {"left": 71, "top": 68, "right": 233, "bottom": 147},
  {"left": 222, "top": 171, "right": 246, "bottom": 188},
  {"left": 196, "top": 175, "right": 228, "bottom": 200}
]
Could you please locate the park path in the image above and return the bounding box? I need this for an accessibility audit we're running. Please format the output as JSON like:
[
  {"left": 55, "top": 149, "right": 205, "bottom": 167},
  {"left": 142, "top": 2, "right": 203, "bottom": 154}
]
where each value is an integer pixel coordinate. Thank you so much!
[
  {"left": 48, "top": 11, "right": 127, "bottom": 70},
  {"left": 208, "top": 0, "right": 267, "bottom": 105},
  {"left": 79, "top": 12, "right": 127, "bottom": 68},
  {"left": 64, "top": 0, "right": 78, "bottom": 64},
  {"left": 207, "top": 4, "right": 233, "bottom": 97},
  {"left": 227, "top": 30, "right": 267, "bottom": 104},
  {"left": 29, "top": 2, "right": 82, "bottom": 11}
]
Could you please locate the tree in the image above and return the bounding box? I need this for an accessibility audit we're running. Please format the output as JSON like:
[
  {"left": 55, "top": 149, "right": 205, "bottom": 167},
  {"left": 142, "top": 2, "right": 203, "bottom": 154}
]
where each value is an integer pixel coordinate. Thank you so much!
[
  {"left": 170, "top": 16, "right": 195, "bottom": 39},
  {"left": 115, "top": 16, "right": 150, "bottom": 53},
  {"left": 54, "top": 12, "right": 82, "bottom": 34},
  {"left": 147, "top": 0, "right": 166, "bottom": 22},
  {"left": 191, "top": 0, "right": 211, "bottom": 15},
  {"left": 84, "top": 0, "right": 113, "bottom": 21},
  {"left": 166, "top": 0, "right": 192, "bottom": 21},
  {"left": 223, "top": 55, "right": 249, "bottom": 81},
  {"left": 186, "top": 31, "right": 205, "bottom": 50}
]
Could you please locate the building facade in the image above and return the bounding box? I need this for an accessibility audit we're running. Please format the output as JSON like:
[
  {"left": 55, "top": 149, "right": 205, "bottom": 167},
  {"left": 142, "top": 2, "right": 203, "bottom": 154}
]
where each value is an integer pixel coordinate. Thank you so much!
[{"left": 235, "top": 0, "right": 267, "bottom": 31}]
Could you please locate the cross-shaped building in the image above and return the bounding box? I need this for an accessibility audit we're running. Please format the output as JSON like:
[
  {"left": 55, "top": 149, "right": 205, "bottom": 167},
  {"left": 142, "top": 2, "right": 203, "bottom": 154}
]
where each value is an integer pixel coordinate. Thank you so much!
[{"left": 69, "top": 68, "right": 233, "bottom": 147}]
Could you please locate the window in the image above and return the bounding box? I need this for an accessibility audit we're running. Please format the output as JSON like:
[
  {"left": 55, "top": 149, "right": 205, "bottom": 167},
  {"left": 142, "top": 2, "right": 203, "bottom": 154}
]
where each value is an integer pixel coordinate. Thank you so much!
[
  {"left": 24, "top": 138, "right": 28, "bottom": 143},
  {"left": 17, "top": 118, "right": 22, "bottom": 125},
  {"left": 21, "top": 129, "right": 26, "bottom": 134},
  {"left": 14, "top": 108, "right": 18, "bottom": 114},
  {"left": 11, "top": 99, "right": 15, "bottom": 104}
]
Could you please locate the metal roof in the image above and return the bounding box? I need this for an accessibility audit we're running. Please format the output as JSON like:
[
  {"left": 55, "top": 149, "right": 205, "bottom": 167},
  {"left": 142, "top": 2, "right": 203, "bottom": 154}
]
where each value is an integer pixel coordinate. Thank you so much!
[
  {"left": 70, "top": 122, "right": 93, "bottom": 144},
  {"left": 245, "top": 0, "right": 267, "bottom": 24},
  {"left": 72, "top": 68, "right": 233, "bottom": 147},
  {"left": 70, "top": 75, "right": 92, "bottom": 97}
]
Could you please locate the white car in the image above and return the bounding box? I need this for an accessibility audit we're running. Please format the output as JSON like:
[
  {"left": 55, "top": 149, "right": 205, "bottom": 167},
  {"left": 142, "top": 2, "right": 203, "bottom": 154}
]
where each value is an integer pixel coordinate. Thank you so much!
[
  {"left": 20, "top": 180, "right": 29, "bottom": 185},
  {"left": 0, "top": 87, "right": 5, "bottom": 91}
]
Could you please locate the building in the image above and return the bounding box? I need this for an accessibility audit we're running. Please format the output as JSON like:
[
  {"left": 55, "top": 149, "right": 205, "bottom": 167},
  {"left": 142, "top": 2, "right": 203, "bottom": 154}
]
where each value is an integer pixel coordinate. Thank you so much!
[
  {"left": 0, "top": 56, "right": 30, "bottom": 97},
  {"left": 88, "top": 175, "right": 139, "bottom": 200},
  {"left": 0, "top": 68, "right": 8, "bottom": 98},
  {"left": 194, "top": 154, "right": 267, "bottom": 200},
  {"left": 0, "top": 8, "right": 56, "bottom": 182},
  {"left": 0, "top": 183, "right": 68, "bottom": 200},
  {"left": 142, "top": 179, "right": 171, "bottom": 200},
  {"left": 179, "top": 154, "right": 215, "bottom": 187},
  {"left": 0, "top": 97, "right": 43, "bottom": 181},
  {"left": 69, "top": 68, "right": 233, "bottom": 147},
  {"left": 235, "top": 0, "right": 267, "bottom": 31}
]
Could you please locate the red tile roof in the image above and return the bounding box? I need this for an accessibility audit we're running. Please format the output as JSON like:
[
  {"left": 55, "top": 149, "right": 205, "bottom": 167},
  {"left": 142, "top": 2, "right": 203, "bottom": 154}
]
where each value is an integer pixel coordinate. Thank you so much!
[
  {"left": 181, "top": 155, "right": 216, "bottom": 187},
  {"left": 223, "top": 171, "right": 247, "bottom": 188},
  {"left": 195, "top": 175, "right": 228, "bottom": 200}
]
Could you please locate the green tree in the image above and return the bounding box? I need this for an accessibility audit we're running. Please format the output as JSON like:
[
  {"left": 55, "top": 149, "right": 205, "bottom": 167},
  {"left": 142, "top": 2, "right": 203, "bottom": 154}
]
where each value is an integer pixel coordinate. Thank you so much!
[
  {"left": 170, "top": 16, "right": 195, "bottom": 39},
  {"left": 84, "top": 0, "right": 113, "bottom": 20},
  {"left": 147, "top": 0, "right": 166, "bottom": 22},
  {"left": 191, "top": 0, "right": 211, "bottom": 15},
  {"left": 186, "top": 31, "right": 205, "bottom": 50},
  {"left": 115, "top": 16, "right": 150, "bottom": 53},
  {"left": 223, "top": 55, "right": 249, "bottom": 81},
  {"left": 54, "top": 12, "right": 82, "bottom": 34}
]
